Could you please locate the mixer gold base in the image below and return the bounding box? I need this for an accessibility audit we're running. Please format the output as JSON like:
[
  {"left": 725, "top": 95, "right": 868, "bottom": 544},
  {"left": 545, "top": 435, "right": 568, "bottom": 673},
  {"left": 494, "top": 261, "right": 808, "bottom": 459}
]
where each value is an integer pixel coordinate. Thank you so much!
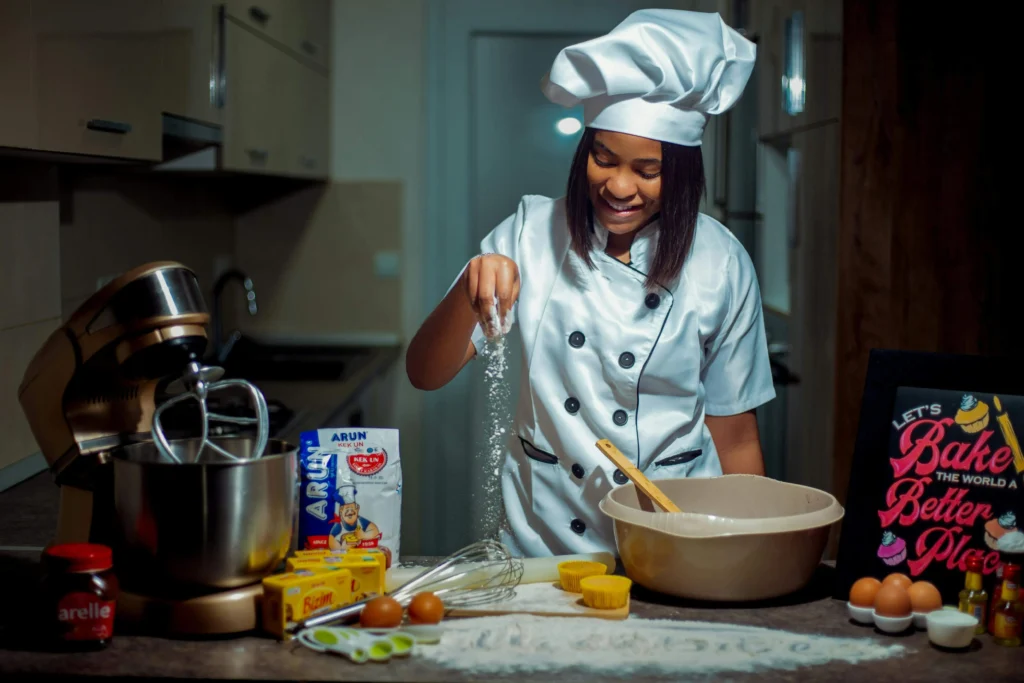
[{"left": 117, "top": 583, "right": 263, "bottom": 636}]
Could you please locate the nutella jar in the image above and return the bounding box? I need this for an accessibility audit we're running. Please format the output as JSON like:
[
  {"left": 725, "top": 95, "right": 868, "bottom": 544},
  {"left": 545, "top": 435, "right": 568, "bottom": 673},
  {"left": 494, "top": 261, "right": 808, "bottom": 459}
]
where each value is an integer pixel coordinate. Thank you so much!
[{"left": 41, "top": 544, "right": 119, "bottom": 650}]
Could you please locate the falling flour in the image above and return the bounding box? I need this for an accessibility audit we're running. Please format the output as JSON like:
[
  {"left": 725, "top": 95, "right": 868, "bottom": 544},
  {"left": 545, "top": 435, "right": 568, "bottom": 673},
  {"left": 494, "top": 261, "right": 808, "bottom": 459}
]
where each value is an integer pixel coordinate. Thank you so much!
[
  {"left": 416, "top": 615, "right": 907, "bottom": 678},
  {"left": 475, "top": 297, "right": 513, "bottom": 539}
]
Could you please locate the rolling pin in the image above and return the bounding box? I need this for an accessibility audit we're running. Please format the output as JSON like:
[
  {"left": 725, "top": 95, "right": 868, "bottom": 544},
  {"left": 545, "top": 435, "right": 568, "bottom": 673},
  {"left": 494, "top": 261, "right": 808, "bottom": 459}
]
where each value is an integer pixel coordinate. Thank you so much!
[{"left": 385, "top": 551, "right": 616, "bottom": 592}]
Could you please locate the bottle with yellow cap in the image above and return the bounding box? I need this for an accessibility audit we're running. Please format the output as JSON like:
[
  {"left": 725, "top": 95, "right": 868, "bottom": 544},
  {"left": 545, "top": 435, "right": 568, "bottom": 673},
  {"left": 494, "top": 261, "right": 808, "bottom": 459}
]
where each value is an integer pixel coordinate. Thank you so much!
[
  {"left": 993, "top": 563, "right": 1021, "bottom": 647},
  {"left": 958, "top": 555, "right": 989, "bottom": 634}
]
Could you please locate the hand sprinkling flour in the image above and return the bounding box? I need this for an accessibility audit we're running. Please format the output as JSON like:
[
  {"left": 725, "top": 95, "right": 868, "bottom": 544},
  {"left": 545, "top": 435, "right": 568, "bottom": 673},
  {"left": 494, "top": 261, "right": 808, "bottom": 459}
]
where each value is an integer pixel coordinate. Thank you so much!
[{"left": 476, "top": 296, "right": 512, "bottom": 539}]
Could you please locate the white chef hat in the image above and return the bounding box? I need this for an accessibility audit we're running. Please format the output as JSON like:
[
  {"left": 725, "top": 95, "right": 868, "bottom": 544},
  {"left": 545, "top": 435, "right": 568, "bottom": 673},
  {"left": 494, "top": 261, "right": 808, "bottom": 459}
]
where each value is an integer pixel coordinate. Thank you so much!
[
  {"left": 541, "top": 9, "right": 755, "bottom": 147},
  {"left": 338, "top": 484, "right": 358, "bottom": 505}
]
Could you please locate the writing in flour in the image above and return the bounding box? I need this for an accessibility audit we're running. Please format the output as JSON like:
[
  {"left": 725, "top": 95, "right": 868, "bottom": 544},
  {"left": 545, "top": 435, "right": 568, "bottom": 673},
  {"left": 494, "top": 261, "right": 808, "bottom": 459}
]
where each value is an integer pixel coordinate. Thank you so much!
[{"left": 416, "top": 615, "right": 906, "bottom": 677}]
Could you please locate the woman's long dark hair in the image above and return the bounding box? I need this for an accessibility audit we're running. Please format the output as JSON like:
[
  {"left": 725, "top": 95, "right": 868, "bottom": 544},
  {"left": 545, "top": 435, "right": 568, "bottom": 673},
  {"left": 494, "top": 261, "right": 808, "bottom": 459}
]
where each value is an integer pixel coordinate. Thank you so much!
[{"left": 565, "top": 127, "right": 705, "bottom": 289}]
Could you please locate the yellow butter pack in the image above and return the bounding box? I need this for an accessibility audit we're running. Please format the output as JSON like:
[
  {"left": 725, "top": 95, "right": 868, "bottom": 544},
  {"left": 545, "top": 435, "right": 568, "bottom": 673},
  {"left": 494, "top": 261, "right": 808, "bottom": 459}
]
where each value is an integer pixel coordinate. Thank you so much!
[
  {"left": 285, "top": 550, "right": 385, "bottom": 601},
  {"left": 291, "top": 548, "right": 346, "bottom": 559},
  {"left": 261, "top": 567, "right": 353, "bottom": 639}
]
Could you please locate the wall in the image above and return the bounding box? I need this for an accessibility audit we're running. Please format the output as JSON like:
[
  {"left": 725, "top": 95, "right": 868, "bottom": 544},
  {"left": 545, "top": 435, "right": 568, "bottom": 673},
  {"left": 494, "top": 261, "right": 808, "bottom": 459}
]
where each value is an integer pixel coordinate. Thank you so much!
[
  {"left": 234, "top": 181, "right": 403, "bottom": 341},
  {"left": 834, "top": 2, "right": 1017, "bottom": 504},
  {"left": 0, "top": 162, "right": 60, "bottom": 476},
  {"left": 0, "top": 162, "right": 235, "bottom": 482},
  {"left": 59, "top": 173, "right": 234, "bottom": 318},
  {"left": 328, "top": 0, "right": 427, "bottom": 552}
]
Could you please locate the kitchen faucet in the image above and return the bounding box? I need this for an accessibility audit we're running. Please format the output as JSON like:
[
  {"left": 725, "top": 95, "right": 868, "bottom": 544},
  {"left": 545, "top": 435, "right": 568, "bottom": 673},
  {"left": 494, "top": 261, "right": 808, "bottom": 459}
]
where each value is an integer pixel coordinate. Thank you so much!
[{"left": 211, "top": 268, "right": 257, "bottom": 364}]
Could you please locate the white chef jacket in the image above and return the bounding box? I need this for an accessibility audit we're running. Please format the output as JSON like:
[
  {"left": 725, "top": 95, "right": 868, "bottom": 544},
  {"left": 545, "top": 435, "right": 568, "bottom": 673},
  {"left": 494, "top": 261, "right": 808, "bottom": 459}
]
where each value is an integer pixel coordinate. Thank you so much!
[{"left": 466, "top": 195, "right": 776, "bottom": 557}]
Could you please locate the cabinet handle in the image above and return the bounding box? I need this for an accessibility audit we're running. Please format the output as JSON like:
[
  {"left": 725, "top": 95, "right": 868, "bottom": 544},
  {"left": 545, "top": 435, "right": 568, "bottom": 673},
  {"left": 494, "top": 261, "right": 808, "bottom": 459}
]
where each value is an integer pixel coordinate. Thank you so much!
[
  {"left": 247, "top": 148, "right": 269, "bottom": 163},
  {"left": 249, "top": 6, "right": 270, "bottom": 24},
  {"left": 301, "top": 40, "right": 318, "bottom": 56},
  {"left": 86, "top": 119, "right": 132, "bottom": 135}
]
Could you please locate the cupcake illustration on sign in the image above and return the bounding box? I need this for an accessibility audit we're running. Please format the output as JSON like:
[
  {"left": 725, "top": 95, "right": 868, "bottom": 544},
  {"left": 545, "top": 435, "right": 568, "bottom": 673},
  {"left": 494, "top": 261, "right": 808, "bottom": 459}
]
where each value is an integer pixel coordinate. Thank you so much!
[
  {"left": 985, "top": 511, "right": 1018, "bottom": 550},
  {"left": 954, "top": 394, "right": 990, "bottom": 434},
  {"left": 877, "top": 530, "right": 907, "bottom": 566}
]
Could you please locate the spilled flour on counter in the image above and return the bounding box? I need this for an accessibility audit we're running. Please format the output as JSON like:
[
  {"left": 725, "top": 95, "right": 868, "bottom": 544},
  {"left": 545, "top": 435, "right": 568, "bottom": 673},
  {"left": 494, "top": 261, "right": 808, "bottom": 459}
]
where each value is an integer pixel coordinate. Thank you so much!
[
  {"left": 475, "top": 297, "right": 513, "bottom": 539},
  {"left": 416, "top": 615, "right": 906, "bottom": 678}
]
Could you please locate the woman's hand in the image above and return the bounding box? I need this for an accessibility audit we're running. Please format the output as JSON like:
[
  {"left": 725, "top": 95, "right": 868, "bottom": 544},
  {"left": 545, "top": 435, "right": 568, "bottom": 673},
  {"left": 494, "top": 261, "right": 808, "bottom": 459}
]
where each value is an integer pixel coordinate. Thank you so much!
[
  {"left": 462, "top": 254, "right": 520, "bottom": 335},
  {"left": 406, "top": 253, "right": 519, "bottom": 391}
]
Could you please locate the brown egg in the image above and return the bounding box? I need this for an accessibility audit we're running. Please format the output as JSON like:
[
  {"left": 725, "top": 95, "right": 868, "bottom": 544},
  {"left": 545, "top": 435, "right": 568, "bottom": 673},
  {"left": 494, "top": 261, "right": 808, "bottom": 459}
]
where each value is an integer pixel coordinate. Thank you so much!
[
  {"left": 849, "top": 577, "right": 882, "bottom": 607},
  {"left": 882, "top": 573, "right": 912, "bottom": 591},
  {"left": 407, "top": 591, "right": 445, "bottom": 625},
  {"left": 359, "top": 596, "right": 403, "bottom": 628},
  {"left": 874, "top": 584, "right": 912, "bottom": 617},
  {"left": 907, "top": 581, "right": 942, "bottom": 613}
]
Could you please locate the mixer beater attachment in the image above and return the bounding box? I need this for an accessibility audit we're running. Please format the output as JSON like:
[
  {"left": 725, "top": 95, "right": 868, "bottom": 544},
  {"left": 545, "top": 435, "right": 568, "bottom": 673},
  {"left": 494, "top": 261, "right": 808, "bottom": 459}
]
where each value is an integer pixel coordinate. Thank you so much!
[{"left": 151, "top": 358, "right": 270, "bottom": 463}]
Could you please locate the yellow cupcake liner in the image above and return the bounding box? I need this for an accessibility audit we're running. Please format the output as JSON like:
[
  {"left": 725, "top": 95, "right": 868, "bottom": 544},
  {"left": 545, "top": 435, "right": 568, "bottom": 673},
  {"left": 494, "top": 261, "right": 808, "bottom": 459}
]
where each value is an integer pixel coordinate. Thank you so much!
[
  {"left": 557, "top": 561, "right": 608, "bottom": 593},
  {"left": 580, "top": 575, "right": 632, "bottom": 610}
]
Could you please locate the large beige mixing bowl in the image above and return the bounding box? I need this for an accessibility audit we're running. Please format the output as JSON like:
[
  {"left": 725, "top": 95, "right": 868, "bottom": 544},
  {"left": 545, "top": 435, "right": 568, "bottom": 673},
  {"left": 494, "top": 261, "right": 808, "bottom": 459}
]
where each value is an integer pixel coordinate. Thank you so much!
[{"left": 599, "top": 475, "right": 844, "bottom": 602}]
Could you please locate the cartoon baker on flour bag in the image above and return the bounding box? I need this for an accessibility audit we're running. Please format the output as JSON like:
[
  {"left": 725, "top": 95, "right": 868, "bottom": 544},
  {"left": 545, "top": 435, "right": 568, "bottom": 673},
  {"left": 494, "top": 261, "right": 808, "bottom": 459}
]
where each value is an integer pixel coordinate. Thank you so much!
[
  {"left": 407, "top": 10, "right": 774, "bottom": 557},
  {"left": 328, "top": 485, "right": 381, "bottom": 551}
]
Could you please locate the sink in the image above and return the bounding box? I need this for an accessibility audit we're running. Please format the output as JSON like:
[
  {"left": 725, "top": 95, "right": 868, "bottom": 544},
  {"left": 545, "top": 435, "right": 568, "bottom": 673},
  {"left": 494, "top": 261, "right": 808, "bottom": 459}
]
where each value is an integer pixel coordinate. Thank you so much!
[{"left": 215, "top": 334, "right": 361, "bottom": 381}]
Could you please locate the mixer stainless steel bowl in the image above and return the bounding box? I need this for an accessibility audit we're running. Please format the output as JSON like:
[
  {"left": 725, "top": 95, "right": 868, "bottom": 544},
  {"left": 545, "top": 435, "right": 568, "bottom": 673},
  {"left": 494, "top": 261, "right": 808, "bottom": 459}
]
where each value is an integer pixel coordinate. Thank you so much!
[{"left": 112, "top": 436, "right": 297, "bottom": 591}]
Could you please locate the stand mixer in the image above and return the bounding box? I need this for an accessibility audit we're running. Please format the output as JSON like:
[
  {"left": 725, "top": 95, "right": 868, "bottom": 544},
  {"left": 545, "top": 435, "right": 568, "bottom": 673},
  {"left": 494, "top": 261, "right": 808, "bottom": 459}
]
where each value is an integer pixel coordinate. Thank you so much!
[{"left": 18, "top": 261, "right": 293, "bottom": 635}]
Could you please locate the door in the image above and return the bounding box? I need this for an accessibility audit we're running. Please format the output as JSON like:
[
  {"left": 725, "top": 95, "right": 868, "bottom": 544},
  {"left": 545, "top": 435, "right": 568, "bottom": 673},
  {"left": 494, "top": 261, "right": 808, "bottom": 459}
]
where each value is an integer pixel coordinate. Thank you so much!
[{"left": 467, "top": 32, "right": 593, "bottom": 540}]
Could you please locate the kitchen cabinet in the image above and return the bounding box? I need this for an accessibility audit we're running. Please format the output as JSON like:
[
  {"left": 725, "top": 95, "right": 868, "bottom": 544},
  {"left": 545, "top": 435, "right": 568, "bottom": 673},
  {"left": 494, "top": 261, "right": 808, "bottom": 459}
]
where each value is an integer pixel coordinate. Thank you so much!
[
  {"left": 0, "top": 0, "right": 329, "bottom": 177},
  {"left": 225, "top": 0, "right": 330, "bottom": 69},
  {"left": 33, "top": 0, "right": 167, "bottom": 161},
  {"left": 0, "top": 0, "right": 35, "bottom": 150},
  {"left": 159, "top": 0, "right": 223, "bottom": 127},
  {"left": 223, "top": 17, "right": 329, "bottom": 178},
  {"left": 224, "top": 0, "right": 286, "bottom": 46},
  {"left": 287, "top": 0, "right": 330, "bottom": 70},
  {"left": 222, "top": 17, "right": 289, "bottom": 175},
  {"left": 750, "top": 0, "right": 842, "bottom": 140},
  {"left": 287, "top": 58, "right": 330, "bottom": 178}
]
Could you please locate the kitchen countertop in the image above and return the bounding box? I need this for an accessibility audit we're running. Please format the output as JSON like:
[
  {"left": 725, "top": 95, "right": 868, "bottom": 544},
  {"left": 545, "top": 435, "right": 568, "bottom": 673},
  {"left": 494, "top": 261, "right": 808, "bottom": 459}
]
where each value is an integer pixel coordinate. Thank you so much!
[{"left": 1, "top": 479, "right": 1019, "bottom": 682}]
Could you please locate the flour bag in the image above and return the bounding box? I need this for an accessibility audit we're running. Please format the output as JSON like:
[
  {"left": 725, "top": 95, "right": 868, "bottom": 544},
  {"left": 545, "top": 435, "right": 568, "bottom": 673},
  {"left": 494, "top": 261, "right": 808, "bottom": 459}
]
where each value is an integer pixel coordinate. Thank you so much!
[{"left": 298, "top": 428, "right": 401, "bottom": 568}]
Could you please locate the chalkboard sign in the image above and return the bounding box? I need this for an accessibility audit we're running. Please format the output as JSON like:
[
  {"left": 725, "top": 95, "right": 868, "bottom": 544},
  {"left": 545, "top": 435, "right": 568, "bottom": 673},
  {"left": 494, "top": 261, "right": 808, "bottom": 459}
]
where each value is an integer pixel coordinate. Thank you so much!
[{"left": 835, "top": 350, "right": 1024, "bottom": 602}]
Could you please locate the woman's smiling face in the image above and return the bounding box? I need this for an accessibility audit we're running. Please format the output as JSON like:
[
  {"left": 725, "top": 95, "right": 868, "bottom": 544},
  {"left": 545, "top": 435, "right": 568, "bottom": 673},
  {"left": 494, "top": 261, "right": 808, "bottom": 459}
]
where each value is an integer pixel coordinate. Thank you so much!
[{"left": 586, "top": 130, "right": 662, "bottom": 235}]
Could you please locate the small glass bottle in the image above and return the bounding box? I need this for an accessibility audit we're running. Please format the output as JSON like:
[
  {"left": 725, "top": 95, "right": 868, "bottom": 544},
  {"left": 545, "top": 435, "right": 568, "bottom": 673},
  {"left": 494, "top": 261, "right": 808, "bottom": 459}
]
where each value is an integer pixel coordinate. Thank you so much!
[
  {"left": 988, "top": 561, "right": 1005, "bottom": 634},
  {"left": 993, "top": 563, "right": 1021, "bottom": 647},
  {"left": 958, "top": 555, "right": 989, "bottom": 634}
]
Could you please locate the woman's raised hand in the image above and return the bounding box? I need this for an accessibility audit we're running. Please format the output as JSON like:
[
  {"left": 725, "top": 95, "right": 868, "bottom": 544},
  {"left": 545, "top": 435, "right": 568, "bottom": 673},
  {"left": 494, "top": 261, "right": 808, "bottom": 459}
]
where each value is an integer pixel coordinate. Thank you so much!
[{"left": 462, "top": 254, "right": 520, "bottom": 336}]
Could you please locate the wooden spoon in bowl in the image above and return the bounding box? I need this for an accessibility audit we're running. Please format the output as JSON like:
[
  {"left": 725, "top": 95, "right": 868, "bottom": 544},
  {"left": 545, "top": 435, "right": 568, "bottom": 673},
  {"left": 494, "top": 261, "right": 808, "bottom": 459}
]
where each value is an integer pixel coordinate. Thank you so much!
[{"left": 596, "top": 439, "right": 681, "bottom": 513}]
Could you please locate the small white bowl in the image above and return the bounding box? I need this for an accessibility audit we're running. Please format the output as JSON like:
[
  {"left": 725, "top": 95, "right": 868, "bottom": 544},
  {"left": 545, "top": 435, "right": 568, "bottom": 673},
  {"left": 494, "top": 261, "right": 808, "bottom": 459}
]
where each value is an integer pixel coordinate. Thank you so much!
[
  {"left": 873, "top": 611, "right": 913, "bottom": 634},
  {"left": 912, "top": 611, "right": 934, "bottom": 629},
  {"left": 847, "top": 602, "right": 874, "bottom": 624},
  {"left": 926, "top": 610, "right": 978, "bottom": 649}
]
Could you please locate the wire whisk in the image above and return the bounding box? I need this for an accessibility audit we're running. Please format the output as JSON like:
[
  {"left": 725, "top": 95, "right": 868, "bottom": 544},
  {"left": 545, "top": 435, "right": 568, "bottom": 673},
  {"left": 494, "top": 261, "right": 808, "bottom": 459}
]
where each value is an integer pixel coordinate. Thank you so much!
[{"left": 290, "top": 540, "right": 524, "bottom": 633}]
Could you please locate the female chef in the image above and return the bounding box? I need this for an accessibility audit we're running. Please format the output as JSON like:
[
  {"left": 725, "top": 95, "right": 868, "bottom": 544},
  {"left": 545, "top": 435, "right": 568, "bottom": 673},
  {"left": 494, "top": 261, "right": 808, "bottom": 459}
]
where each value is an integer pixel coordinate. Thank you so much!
[{"left": 407, "top": 10, "right": 774, "bottom": 557}]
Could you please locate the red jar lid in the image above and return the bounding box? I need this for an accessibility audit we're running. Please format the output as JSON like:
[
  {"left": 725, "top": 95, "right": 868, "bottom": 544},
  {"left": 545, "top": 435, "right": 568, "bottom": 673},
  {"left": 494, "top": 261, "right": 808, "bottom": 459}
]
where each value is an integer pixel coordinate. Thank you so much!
[{"left": 44, "top": 543, "right": 113, "bottom": 572}]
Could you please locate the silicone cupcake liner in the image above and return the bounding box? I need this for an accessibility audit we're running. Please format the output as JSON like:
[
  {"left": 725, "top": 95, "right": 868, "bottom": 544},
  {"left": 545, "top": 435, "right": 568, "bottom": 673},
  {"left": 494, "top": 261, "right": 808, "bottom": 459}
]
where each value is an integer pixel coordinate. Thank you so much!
[
  {"left": 580, "top": 575, "right": 632, "bottom": 609},
  {"left": 558, "top": 560, "right": 608, "bottom": 593}
]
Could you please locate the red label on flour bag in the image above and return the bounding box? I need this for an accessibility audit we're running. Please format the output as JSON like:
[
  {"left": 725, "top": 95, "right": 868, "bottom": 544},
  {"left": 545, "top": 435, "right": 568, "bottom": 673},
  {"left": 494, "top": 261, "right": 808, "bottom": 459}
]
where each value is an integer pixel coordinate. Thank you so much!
[
  {"left": 57, "top": 593, "right": 116, "bottom": 641},
  {"left": 299, "top": 429, "right": 402, "bottom": 568},
  {"left": 348, "top": 449, "right": 387, "bottom": 476}
]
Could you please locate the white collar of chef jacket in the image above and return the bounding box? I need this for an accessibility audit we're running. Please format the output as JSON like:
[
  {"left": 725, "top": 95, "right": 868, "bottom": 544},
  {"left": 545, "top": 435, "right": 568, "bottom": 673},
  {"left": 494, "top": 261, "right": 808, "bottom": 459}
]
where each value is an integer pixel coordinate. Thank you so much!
[{"left": 590, "top": 217, "right": 660, "bottom": 273}]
